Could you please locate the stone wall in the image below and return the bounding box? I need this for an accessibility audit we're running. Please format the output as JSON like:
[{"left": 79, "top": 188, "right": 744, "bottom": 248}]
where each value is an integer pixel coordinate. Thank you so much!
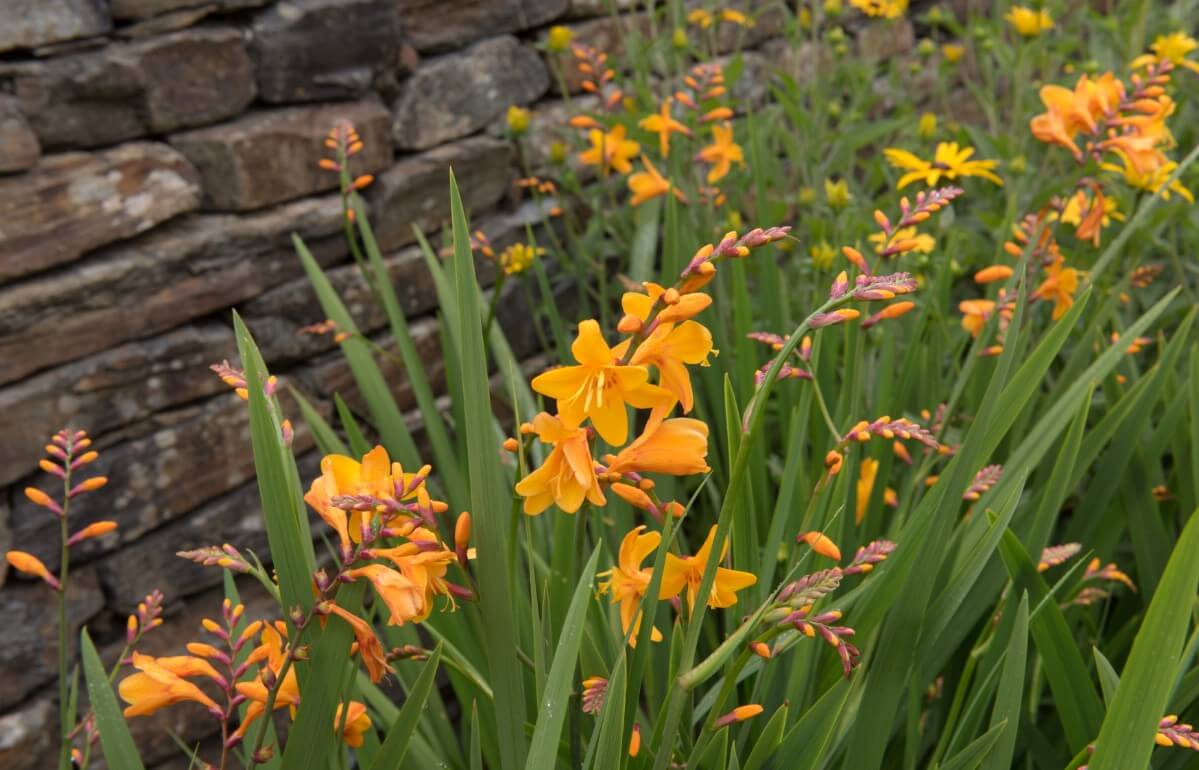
[{"left": 0, "top": 1, "right": 856, "bottom": 766}]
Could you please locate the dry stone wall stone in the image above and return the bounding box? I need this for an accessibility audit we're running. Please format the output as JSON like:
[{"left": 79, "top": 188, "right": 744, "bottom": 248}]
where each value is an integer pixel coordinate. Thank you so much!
[
  {"left": 395, "top": 0, "right": 568, "bottom": 52},
  {"left": 0, "top": 0, "right": 111, "bottom": 53},
  {"left": 9, "top": 391, "right": 316, "bottom": 572},
  {"left": 0, "top": 323, "right": 234, "bottom": 488},
  {"left": 95, "top": 451, "right": 319, "bottom": 612},
  {"left": 0, "top": 142, "right": 202, "bottom": 281},
  {"left": 111, "top": 0, "right": 269, "bottom": 21},
  {"left": 249, "top": 0, "right": 401, "bottom": 103},
  {"left": 1, "top": 27, "right": 256, "bottom": 151},
  {"left": 0, "top": 698, "right": 56, "bottom": 770},
  {"left": 0, "top": 567, "right": 104, "bottom": 710},
  {"left": 169, "top": 99, "right": 392, "bottom": 210},
  {"left": 367, "top": 135, "right": 515, "bottom": 250},
  {"left": 0, "top": 193, "right": 347, "bottom": 385},
  {"left": 0, "top": 97, "right": 40, "bottom": 174},
  {"left": 392, "top": 35, "right": 549, "bottom": 151}
]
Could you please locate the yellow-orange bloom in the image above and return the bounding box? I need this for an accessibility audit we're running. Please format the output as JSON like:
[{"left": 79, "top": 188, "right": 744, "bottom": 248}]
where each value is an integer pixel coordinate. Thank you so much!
[
  {"left": 598, "top": 526, "right": 663, "bottom": 646},
  {"left": 660, "top": 526, "right": 757, "bottom": 609},
  {"left": 856, "top": 458, "right": 878, "bottom": 524},
  {"left": 605, "top": 416, "right": 710, "bottom": 476},
  {"left": 638, "top": 98, "right": 690, "bottom": 157},
  {"left": 621, "top": 282, "right": 711, "bottom": 325},
  {"left": 1133, "top": 32, "right": 1199, "bottom": 74},
  {"left": 119, "top": 652, "right": 221, "bottom": 718},
  {"left": 628, "top": 156, "right": 683, "bottom": 206},
  {"left": 579, "top": 124, "right": 641, "bottom": 175},
  {"left": 883, "top": 142, "right": 1002, "bottom": 188},
  {"left": 530, "top": 320, "right": 673, "bottom": 445},
  {"left": 334, "top": 701, "right": 372, "bottom": 747},
  {"left": 629, "top": 321, "right": 715, "bottom": 412},
  {"left": 697, "top": 122, "right": 744, "bottom": 183},
  {"left": 325, "top": 603, "right": 394, "bottom": 682},
  {"left": 345, "top": 564, "right": 424, "bottom": 625},
  {"left": 1033, "top": 257, "right": 1079, "bottom": 320},
  {"left": 959, "top": 299, "right": 996, "bottom": 337},
  {"left": 1005, "top": 6, "right": 1053, "bottom": 36},
  {"left": 304, "top": 446, "right": 434, "bottom": 551},
  {"left": 370, "top": 527, "right": 457, "bottom": 622},
  {"left": 1030, "top": 73, "right": 1126, "bottom": 158},
  {"left": 515, "top": 412, "right": 606, "bottom": 514}
]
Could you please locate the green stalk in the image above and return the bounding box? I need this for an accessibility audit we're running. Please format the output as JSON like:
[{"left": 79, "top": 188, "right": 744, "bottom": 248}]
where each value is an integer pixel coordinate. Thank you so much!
[
  {"left": 651, "top": 296, "right": 842, "bottom": 769},
  {"left": 57, "top": 458, "right": 74, "bottom": 770}
]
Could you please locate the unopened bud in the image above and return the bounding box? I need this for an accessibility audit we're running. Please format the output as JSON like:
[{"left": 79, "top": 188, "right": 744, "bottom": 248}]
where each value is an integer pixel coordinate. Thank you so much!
[{"left": 617, "top": 314, "right": 642, "bottom": 334}]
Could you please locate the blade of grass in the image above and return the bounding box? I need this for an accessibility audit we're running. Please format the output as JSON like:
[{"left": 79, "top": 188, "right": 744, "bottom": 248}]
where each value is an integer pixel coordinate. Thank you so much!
[
  {"left": 368, "top": 644, "right": 443, "bottom": 770},
  {"left": 293, "top": 234, "right": 422, "bottom": 470},
  {"left": 81, "top": 629, "right": 146, "bottom": 770},
  {"left": 526, "top": 545, "right": 602, "bottom": 770},
  {"left": 998, "top": 530, "right": 1104, "bottom": 751},
  {"left": 1088, "top": 508, "right": 1199, "bottom": 770},
  {"left": 979, "top": 593, "right": 1029, "bottom": 770},
  {"left": 448, "top": 169, "right": 528, "bottom": 769}
]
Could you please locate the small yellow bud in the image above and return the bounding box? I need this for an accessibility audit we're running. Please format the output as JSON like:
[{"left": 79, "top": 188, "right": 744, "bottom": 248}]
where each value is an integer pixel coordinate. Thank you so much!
[
  {"left": 506, "top": 106, "right": 531, "bottom": 135},
  {"left": 918, "top": 112, "right": 937, "bottom": 139},
  {"left": 502, "top": 437, "right": 519, "bottom": 452},
  {"left": 545, "top": 25, "right": 573, "bottom": 53}
]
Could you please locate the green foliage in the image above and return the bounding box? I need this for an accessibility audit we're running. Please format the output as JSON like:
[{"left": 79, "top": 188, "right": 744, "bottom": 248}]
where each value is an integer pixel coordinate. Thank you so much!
[{"left": 61, "top": 1, "right": 1199, "bottom": 768}]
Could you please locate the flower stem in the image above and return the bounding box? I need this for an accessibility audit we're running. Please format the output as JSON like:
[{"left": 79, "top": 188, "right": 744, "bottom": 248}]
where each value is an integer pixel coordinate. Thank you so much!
[{"left": 57, "top": 460, "right": 74, "bottom": 770}]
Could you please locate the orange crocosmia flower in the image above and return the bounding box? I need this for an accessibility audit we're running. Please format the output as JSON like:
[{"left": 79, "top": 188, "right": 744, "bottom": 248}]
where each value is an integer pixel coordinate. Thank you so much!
[
  {"left": 628, "top": 156, "right": 683, "bottom": 207},
  {"left": 638, "top": 98, "right": 691, "bottom": 157},
  {"left": 370, "top": 527, "right": 457, "bottom": 621},
  {"left": 629, "top": 322, "right": 715, "bottom": 413},
  {"left": 659, "top": 525, "right": 757, "bottom": 609},
  {"left": 530, "top": 320, "right": 674, "bottom": 445},
  {"left": 697, "top": 122, "right": 744, "bottom": 183},
  {"left": 959, "top": 299, "right": 996, "bottom": 337},
  {"left": 856, "top": 458, "right": 879, "bottom": 524},
  {"left": 598, "top": 525, "right": 664, "bottom": 646},
  {"left": 1030, "top": 73, "right": 1126, "bottom": 157},
  {"left": 334, "top": 701, "right": 372, "bottom": 747},
  {"left": 325, "top": 603, "right": 394, "bottom": 683},
  {"left": 579, "top": 124, "right": 641, "bottom": 175},
  {"left": 305, "top": 446, "right": 436, "bottom": 549},
  {"left": 236, "top": 623, "right": 301, "bottom": 738},
  {"left": 605, "top": 415, "right": 710, "bottom": 476},
  {"left": 1033, "top": 257, "right": 1080, "bottom": 320},
  {"left": 621, "top": 282, "right": 712, "bottom": 325},
  {"left": 346, "top": 564, "right": 425, "bottom": 625},
  {"left": 119, "top": 652, "right": 222, "bottom": 718},
  {"left": 514, "top": 412, "right": 607, "bottom": 515}
]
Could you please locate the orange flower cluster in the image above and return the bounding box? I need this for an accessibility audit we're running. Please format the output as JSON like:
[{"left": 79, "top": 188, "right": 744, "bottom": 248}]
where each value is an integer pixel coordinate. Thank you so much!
[
  {"left": 118, "top": 600, "right": 372, "bottom": 759},
  {"left": 305, "top": 446, "right": 468, "bottom": 627},
  {"left": 1030, "top": 60, "right": 1192, "bottom": 201},
  {"left": 597, "top": 525, "right": 758, "bottom": 646},
  {"left": 764, "top": 541, "right": 894, "bottom": 676},
  {"left": 6, "top": 429, "right": 114, "bottom": 591}
]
